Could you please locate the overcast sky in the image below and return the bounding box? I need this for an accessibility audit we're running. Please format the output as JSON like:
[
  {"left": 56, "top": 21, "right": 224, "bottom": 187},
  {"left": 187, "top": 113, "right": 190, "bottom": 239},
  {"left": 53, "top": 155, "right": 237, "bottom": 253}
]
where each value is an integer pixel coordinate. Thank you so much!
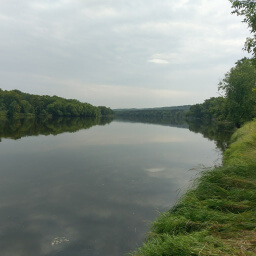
[{"left": 0, "top": 0, "right": 251, "bottom": 108}]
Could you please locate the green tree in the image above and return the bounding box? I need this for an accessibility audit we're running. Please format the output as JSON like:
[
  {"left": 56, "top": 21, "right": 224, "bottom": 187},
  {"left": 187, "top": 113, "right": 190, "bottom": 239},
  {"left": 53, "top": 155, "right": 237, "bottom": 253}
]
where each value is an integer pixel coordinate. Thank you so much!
[
  {"left": 186, "top": 97, "right": 227, "bottom": 122},
  {"left": 218, "top": 58, "right": 256, "bottom": 127},
  {"left": 230, "top": 0, "right": 256, "bottom": 63},
  {"left": 187, "top": 104, "right": 203, "bottom": 120},
  {"left": 98, "top": 106, "right": 114, "bottom": 116},
  {"left": 20, "top": 100, "right": 34, "bottom": 115},
  {"left": 0, "top": 88, "right": 111, "bottom": 118},
  {"left": 8, "top": 100, "right": 21, "bottom": 117}
]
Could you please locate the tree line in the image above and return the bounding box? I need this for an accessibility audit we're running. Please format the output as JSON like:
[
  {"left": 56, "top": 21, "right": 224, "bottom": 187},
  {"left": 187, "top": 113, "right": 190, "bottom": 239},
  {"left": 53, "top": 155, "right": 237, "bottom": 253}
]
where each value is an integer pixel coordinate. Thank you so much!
[
  {"left": 0, "top": 89, "right": 113, "bottom": 118},
  {"left": 187, "top": 58, "right": 256, "bottom": 127},
  {"left": 114, "top": 106, "right": 190, "bottom": 124}
]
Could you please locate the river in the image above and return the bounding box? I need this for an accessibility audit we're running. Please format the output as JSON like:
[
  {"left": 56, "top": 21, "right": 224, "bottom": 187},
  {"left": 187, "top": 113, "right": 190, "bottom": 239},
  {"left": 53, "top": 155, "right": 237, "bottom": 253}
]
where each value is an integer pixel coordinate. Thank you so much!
[{"left": 0, "top": 118, "right": 221, "bottom": 256}]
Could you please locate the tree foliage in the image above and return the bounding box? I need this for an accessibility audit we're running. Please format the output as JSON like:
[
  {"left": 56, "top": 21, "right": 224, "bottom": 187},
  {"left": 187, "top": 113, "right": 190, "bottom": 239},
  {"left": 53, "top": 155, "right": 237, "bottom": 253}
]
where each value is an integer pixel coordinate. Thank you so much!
[
  {"left": 98, "top": 106, "right": 114, "bottom": 116},
  {"left": 186, "top": 97, "right": 227, "bottom": 122},
  {"left": 187, "top": 58, "right": 256, "bottom": 127},
  {"left": 218, "top": 58, "right": 256, "bottom": 126},
  {"left": 0, "top": 89, "right": 113, "bottom": 118},
  {"left": 230, "top": 0, "right": 256, "bottom": 62}
]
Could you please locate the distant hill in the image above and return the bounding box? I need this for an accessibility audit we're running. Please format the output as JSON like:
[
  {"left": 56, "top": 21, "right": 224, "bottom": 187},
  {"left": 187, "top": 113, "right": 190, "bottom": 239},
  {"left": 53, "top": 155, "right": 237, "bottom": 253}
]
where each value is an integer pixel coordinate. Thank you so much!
[{"left": 114, "top": 105, "right": 191, "bottom": 124}]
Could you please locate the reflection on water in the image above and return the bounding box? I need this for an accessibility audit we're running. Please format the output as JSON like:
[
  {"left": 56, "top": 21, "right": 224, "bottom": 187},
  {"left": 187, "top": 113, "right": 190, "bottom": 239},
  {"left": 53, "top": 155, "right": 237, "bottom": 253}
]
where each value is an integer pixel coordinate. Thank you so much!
[
  {"left": 0, "top": 116, "right": 113, "bottom": 141},
  {"left": 187, "top": 120, "right": 235, "bottom": 152},
  {"left": 0, "top": 118, "right": 221, "bottom": 256}
]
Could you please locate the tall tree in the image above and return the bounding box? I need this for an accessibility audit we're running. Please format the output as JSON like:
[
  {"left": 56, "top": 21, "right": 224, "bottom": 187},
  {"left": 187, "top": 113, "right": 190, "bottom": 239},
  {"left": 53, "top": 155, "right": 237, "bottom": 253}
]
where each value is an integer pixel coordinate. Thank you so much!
[
  {"left": 230, "top": 0, "right": 256, "bottom": 63},
  {"left": 218, "top": 58, "right": 256, "bottom": 127}
]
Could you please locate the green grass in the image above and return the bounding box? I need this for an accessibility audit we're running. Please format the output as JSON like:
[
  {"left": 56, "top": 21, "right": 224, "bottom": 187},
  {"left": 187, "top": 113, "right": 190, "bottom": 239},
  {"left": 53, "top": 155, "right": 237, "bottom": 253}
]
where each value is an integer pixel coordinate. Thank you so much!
[{"left": 131, "top": 120, "right": 256, "bottom": 256}]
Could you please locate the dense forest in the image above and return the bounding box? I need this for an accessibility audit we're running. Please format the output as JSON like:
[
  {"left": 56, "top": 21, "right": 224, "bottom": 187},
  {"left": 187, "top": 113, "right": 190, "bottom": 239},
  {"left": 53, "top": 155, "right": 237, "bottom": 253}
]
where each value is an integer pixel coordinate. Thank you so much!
[{"left": 0, "top": 89, "right": 113, "bottom": 118}]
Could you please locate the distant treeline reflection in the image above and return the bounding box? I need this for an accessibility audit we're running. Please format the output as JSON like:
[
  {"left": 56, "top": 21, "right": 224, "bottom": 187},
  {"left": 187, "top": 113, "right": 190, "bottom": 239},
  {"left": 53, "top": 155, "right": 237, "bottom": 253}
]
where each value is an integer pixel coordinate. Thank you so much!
[
  {"left": 114, "top": 114, "right": 234, "bottom": 152},
  {"left": 114, "top": 116, "right": 189, "bottom": 129},
  {"left": 0, "top": 116, "right": 113, "bottom": 141},
  {"left": 0, "top": 115, "right": 233, "bottom": 152}
]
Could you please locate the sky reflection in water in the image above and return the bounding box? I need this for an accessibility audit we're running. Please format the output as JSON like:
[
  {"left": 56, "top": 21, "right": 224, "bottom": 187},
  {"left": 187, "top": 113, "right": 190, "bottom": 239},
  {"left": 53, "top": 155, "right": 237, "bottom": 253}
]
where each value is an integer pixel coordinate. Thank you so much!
[{"left": 0, "top": 121, "right": 220, "bottom": 256}]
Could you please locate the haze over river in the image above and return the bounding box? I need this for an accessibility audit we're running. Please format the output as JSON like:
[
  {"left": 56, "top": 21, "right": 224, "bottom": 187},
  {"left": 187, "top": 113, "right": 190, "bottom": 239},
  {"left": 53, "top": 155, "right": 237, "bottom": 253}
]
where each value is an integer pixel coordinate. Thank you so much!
[{"left": 0, "top": 119, "right": 220, "bottom": 256}]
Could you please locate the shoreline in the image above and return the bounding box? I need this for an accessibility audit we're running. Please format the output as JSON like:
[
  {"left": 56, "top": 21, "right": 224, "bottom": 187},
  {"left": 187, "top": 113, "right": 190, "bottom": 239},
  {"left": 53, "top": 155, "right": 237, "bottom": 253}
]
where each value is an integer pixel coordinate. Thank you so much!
[{"left": 132, "top": 120, "right": 256, "bottom": 255}]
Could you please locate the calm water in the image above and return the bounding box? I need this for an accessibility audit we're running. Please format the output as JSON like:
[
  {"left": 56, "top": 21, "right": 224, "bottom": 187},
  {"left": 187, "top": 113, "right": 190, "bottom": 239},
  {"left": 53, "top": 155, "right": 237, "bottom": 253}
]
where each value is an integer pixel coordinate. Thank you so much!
[{"left": 0, "top": 119, "right": 220, "bottom": 256}]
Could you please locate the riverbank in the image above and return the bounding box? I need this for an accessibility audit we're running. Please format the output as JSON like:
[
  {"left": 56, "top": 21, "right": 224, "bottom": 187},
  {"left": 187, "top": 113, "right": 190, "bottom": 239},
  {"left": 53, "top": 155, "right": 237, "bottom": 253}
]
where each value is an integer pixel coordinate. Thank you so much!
[{"left": 132, "top": 120, "right": 256, "bottom": 255}]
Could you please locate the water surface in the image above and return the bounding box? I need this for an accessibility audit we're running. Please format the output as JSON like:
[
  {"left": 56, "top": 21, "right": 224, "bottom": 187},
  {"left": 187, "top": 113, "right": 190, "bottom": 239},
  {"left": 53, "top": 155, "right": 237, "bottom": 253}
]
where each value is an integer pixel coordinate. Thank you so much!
[{"left": 0, "top": 119, "right": 220, "bottom": 256}]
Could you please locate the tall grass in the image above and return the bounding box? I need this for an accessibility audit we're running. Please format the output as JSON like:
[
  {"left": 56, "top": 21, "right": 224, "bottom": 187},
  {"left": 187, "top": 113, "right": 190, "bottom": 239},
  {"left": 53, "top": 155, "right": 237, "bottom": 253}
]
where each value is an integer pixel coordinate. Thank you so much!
[{"left": 131, "top": 120, "right": 256, "bottom": 256}]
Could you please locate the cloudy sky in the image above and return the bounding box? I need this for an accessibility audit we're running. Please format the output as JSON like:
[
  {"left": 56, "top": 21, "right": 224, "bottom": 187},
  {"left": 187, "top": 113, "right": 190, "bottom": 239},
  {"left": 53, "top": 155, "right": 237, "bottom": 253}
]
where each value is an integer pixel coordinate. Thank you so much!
[{"left": 0, "top": 0, "right": 251, "bottom": 108}]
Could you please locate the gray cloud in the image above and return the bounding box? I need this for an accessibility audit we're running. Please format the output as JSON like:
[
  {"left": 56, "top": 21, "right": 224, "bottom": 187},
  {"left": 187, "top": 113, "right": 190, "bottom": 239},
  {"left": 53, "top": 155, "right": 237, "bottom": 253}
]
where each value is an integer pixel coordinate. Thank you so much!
[{"left": 0, "top": 0, "right": 251, "bottom": 108}]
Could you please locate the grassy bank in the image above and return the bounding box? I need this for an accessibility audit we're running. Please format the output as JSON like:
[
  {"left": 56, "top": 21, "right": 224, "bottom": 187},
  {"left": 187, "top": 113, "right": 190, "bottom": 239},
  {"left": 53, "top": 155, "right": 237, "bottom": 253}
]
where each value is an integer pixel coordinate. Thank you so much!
[{"left": 132, "top": 120, "right": 256, "bottom": 256}]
